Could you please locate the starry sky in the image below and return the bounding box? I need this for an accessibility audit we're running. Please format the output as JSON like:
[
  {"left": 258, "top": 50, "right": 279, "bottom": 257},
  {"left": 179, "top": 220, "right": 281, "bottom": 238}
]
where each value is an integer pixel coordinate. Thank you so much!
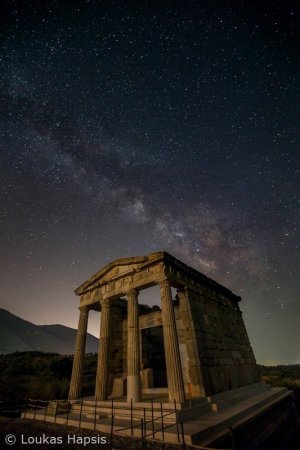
[{"left": 0, "top": 0, "right": 299, "bottom": 365}]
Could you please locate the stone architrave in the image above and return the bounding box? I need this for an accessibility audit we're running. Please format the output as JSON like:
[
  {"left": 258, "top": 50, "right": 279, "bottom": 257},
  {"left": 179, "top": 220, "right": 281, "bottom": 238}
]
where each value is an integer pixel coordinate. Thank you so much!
[
  {"left": 69, "top": 306, "right": 89, "bottom": 400},
  {"left": 160, "top": 279, "right": 186, "bottom": 403},
  {"left": 95, "top": 298, "right": 111, "bottom": 400},
  {"left": 127, "top": 289, "right": 142, "bottom": 402}
]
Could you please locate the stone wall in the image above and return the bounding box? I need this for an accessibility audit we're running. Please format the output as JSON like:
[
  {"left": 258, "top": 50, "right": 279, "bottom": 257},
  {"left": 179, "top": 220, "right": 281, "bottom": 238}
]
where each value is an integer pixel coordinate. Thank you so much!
[
  {"left": 183, "top": 287, "right": 259, "bottom": 395},
  {"left": 140, "top": 326, "right": 167, "bottom": 387},
  {"left": 114, "top": 305, "right": 168, "bottom": 391},
  {"left": 114, "top": 293, "right": 258, "bottom": 397}
]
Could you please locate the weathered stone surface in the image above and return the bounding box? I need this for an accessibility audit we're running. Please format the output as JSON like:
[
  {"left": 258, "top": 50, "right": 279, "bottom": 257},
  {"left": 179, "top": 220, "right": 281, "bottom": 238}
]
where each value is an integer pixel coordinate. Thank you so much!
[
  {"left": 69, "top": 251, "right": 259, "bottom": 402},
  {"left": 126, "top": 289, "right": 142, "bottom": 402},
  {"left": 140, "top": 368, "right": 153, "bottom": 389},
  {"left": 111, "top": 377, "right": 126, "bottom": 398},
  {"left": 68, "top": 306, "right": 89, "bottom": 400},
  {"left": 159, "top": 279, "right": 186, "bottom": 402},
  {"left": 95, "top": 298, "right": 111, "bottom": 400}
]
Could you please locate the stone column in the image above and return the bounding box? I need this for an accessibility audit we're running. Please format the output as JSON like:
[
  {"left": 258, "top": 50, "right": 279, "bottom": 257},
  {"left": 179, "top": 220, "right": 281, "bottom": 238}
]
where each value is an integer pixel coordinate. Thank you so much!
[
  {"left": 127, "top": 289, "right": 142, "bottom": 402},
  {"left": 159, "top": 279, "right": 186, "bottom": 403},
  {"left": 69, "top": 305, "right": 89, "bottom": 400},
  {"left": 95, "top": 298, "right": 111, "bottom": 400}
]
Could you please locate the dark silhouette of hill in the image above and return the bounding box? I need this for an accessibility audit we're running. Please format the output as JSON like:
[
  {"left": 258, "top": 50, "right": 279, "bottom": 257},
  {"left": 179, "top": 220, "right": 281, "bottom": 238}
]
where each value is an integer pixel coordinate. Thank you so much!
[{"left": 0, "top": 308, "right": 98, "bottom": 354}]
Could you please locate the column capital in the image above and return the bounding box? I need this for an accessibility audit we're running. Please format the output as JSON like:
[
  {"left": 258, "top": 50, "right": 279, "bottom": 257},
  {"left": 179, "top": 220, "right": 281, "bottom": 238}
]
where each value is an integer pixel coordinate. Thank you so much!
[
  {"left": 127, "top": 288, "right": 139, "bottom": 298},
  {"left": 177, "top": 285, "right": 189, "bottom": 294},
  {"left": 79, "top": 304, "right": 90, "bottom": 312},
  {"left": 100, "top": 298, "right": 110, "bottom": 309},
  {"left": 159, "top": 278, "right": 171, "bottom": 289}
]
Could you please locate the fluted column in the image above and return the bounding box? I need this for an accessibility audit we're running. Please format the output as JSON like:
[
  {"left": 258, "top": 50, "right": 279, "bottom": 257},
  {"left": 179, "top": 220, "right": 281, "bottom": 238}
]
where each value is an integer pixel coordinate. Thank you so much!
[
  {"left": 95, "top": 298, "right": 111, "bottom": 400},
  {"left": 160, "top": 279, "right": 186, "bottom": 403},
  {"left": 127, "top": 289, "right": 141, "bottom": 402},
  {"left": 69, "top": 305, "right": 89, "bottom": 399}
]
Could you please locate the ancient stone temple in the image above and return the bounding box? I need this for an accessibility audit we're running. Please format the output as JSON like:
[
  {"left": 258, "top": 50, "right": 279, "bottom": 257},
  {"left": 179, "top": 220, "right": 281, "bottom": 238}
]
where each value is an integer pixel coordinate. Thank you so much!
[
  {"left": 23, "top": 251, "right": 297, "bottom": 447},
  {"left": 68, "top": 251, "right": 259, "bottom": 403}
]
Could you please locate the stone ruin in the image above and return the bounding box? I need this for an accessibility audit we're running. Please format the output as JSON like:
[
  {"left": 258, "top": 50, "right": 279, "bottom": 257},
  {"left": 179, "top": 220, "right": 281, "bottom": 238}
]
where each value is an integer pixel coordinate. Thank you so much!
[
  {"left": 69, "top": 251, "right": 259, "bottom": 402},
  {"left": 23, "top": 251, "right": 297, "bottom": 448}
]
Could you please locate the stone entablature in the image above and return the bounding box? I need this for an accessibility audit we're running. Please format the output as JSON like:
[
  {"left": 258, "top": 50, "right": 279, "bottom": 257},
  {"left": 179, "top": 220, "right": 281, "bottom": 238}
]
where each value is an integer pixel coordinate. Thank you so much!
[
  {"left": 76, "top": 252, "right": 239, "bottom": 308},
  {"left": 69, "top": 251, "right": 259, "bottom": 403}
]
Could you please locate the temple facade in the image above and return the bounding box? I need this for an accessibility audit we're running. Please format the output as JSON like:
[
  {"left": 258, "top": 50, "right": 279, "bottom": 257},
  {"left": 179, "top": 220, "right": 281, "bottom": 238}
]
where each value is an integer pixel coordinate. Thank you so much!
[{"left": 68, "top": 251, "right": 259, "bottom": 404}]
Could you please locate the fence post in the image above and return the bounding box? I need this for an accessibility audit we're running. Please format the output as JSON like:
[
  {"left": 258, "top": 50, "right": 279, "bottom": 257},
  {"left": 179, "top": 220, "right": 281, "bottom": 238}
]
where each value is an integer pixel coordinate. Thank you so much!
[
  {"left": 174, "top": 399, "right": 180, "bottom": 443},
  {"left": 79, "top": 398, "right": 83, "bottom": 428},
  {"left": 54, "top": 401, "right": 58, "bottom": 424},
  {"left": 160, "top": 402, "right": 164, "bottom": 442},
  {"left": 130, "top": 398, "right": 133, "bottom": 436},
  {"left": 94, "top": 397, "right": 97, "bottom": 431},
  {"left": 65, "top": 400, "right": 69, "bottom": 427},
  {"left": 141, "top": 419, "right": 145, "bottom": 450},
  {"left": 33, "top": 400, "right": 37, "bottom": 420},
  {"left": 110, "top": 413, "right": 114, "bottom": 450},
  {"left": 44, "top": 400, "right": 48, "bottom": 422},
  {"left": 229, "top": 426, "right": 237, "bottom": 450},
  {"left": 180, "top": 421, "right": 186, "bottom": 449},
  {"left": 151, "top": 398, "right": 154, "bottom": 438}
]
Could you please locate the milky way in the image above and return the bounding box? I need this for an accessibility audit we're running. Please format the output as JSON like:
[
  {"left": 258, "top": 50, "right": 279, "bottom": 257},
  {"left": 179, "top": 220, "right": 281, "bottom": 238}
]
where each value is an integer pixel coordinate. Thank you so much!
[{"left": 0, "top": 1, "right": 299, "bottom": 364}]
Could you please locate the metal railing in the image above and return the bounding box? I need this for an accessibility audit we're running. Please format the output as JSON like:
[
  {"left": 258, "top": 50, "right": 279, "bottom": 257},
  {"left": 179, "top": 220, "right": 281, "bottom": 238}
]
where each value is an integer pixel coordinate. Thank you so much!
[
  {"left": 2, "top": 398, "right": 236, "bottom": 449},
  {"left": 17, "top": 397, "right": 187, "bottom": 449}
]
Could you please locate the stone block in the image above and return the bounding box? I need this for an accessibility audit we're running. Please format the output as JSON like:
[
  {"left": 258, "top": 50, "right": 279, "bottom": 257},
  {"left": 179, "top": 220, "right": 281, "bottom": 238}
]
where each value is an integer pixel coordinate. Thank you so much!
[
  {"left": 111, "top": 377, "right": 126, "bottom": 398},
  {"left": 140, "top": 368, "right": 153, "bottom": 389}
]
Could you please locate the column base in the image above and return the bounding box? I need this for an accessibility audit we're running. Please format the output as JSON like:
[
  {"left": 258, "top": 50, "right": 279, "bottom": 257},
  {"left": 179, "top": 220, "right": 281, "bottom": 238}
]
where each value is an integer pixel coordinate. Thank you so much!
[
  {"left": 68, "top": 389, "right": 80, "bottom": 401},
  {"left": 127, "top": 375, "right": 142, "bottom": 402},
  {"left": 168, "top": 389, "right": 186, "bottom": 404}
]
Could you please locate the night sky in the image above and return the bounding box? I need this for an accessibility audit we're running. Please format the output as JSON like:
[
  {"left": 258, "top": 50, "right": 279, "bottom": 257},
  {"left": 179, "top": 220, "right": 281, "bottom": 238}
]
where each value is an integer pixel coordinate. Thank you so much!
[{"left": 1, "top": 1, "right": 299, "bottom": 365}]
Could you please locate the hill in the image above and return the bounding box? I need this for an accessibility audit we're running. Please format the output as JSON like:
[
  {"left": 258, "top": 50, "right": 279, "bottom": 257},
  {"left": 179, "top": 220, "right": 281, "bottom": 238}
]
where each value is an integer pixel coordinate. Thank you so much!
[
  {"left": 0, "top": 352, "right": 97, "bottom": 400},
  {"left": 0, "top": 308, "right": 98, "bottom": 354}
]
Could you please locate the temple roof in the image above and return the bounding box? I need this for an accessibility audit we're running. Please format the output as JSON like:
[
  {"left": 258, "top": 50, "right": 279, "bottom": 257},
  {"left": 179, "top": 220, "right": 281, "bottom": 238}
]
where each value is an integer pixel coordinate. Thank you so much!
[
  {"left": 75, "top": 251, "right": 165, "bottom": 294},
  {"left": 75, "top": 251, "right": 240, "bottom": 301}
]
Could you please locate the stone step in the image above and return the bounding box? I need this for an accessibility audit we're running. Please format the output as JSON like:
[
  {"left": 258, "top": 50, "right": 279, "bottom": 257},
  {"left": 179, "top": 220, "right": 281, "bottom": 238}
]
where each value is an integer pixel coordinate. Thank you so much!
[
  {"left": 85, "top": 410, "right": 176, "bottom": 423},
  {"left": 77, "top": 399, "right": 180, "bottom": 410},
  {"left": 141, "top": 388, "right": 168, "bottom": 395},
  {"left": 208, "top": 382, "right": 270, "bottom": 411},
  {"left": 21, "top": 387, "right": 292, "bottom": 447},
  {"left": 207, "top": 382, "right": 269, "bottom": 402},
  {"left": 71, "top": 403, "right": 177, "bottom": 423},
  {"left": 71, "top": 404, "right": 176, "bottom": 414},
  {"left": 189, "top": 387, "right": 290, "bottom": 445},
  {"left": 178, "top": 400, "right": 212, "bottom": 421}
]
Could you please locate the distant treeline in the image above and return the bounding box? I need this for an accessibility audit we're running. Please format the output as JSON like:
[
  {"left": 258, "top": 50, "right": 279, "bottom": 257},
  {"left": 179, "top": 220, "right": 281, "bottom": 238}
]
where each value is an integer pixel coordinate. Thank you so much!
[
  {"left": 259, "top": 364, "right": 300, "bottom": 388},
  {"left": 1, "top": 352, "right": 300, "bottom": 402},
  {"left": 0, "top": 352, "right": 98, "bottom": 401}
]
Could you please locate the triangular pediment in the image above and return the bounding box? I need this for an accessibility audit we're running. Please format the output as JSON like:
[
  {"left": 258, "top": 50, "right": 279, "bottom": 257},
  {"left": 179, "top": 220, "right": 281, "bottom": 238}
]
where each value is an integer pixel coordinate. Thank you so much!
[
  {"left": 74, "top": 250, "right": 239, "bottom": 301},
  {"left": 75, "top": 252, "right": 165, "bottom": 295}
]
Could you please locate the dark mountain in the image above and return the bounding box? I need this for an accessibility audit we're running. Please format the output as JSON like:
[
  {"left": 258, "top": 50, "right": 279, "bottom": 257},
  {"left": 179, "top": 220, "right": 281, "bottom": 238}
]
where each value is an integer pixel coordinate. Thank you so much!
[{"left": 0, "top": 308, "right": 98, "bottom": 354}]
